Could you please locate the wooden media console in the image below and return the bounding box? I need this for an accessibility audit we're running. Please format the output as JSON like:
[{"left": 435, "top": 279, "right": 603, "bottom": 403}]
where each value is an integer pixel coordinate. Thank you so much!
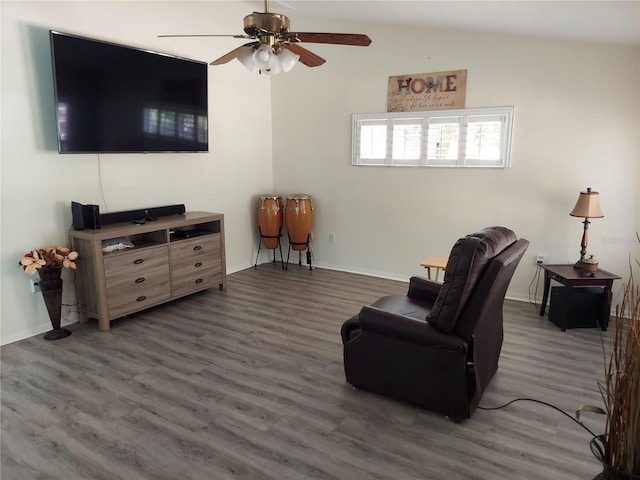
[{"left": 69, "top": 211, "right": 226, "bottom": 331}]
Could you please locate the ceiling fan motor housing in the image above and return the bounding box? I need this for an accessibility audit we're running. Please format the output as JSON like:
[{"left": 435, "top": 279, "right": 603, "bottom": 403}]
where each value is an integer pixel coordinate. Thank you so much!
[
  {"left": 243, "top": 12, "right": 291, "bottom": 37},
  {"left": 197, "top": 4, "right": 370, "bottom": 69}
]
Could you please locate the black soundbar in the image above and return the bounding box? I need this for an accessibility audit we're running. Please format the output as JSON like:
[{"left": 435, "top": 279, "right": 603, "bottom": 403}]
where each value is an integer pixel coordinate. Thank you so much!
[
  {"left": 100, "top": 204, "right": 186, "bottom": 225},
  {"left": 71, "top": 202, "right": 186, "bottom": 229}
]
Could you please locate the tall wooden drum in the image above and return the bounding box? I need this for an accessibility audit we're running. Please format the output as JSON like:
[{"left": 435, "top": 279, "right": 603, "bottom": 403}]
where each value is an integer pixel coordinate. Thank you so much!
[
  {"left": 285, "top": 194, "right": 314, "bottom": 251},
  {"left": 257, "top": 194, "right": 283, "bottom": 249}
]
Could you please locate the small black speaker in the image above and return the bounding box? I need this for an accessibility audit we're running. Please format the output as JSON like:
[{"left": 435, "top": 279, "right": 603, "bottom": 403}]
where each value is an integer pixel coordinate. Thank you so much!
[
  {"left": 549, "top": 286, "right": 606, "bottom": 329},
  {"left": 83, "top": 204, "right": 101, "bottom": 229},
  {"left": 71, "top": 201, "right": 85, "bottom": 230}
]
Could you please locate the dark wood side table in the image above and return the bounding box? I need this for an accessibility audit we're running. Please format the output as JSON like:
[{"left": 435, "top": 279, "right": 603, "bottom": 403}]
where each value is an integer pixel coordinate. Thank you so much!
[{"left": 539, "top": 264, "right": 621, "bottom": 332}]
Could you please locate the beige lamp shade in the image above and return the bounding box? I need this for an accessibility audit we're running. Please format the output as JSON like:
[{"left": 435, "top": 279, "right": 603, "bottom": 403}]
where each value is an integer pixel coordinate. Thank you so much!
[{"left": 569, "top": 187, "right": 604, "bottom": 218}]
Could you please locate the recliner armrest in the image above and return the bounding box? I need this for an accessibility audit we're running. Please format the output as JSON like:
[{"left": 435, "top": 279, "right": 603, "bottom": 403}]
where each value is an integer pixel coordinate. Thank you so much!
[
  {"left": 358, "top": 305, "right": 467, "bottom": 351},
  {"left": 407, "top": 276, "right": 441, "bottom": 302},
  {"left": 341, "top": 315, "right": 361, "bottom": 344}
]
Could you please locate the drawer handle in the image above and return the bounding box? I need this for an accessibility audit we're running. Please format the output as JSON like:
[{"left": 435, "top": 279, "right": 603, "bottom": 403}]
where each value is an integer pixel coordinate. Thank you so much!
[
  {"left": 135, "top": 277, "right": 145, "bottom": 284},
  {"left": 136, "top": 295, "right": 147, "bottom": 302},
  {"left": 193, "top": 245, "right": 202, "bottom": 251},
  {"left": 133, "top": 258, "right": 144, "bottom": 265},
  {"left": 194, "top": 262, "right": 203, "bottom": 268},
  {"left": 195, "top": 278, "right": 203, "bottom": 284}
]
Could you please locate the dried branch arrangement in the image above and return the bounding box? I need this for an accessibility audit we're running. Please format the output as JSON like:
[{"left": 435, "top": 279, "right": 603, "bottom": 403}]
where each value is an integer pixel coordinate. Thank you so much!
[
  {"left": 577, "top": 260, "right": 640, "bottom": 477},
  {"left": 602, "top": 263, "right": 640, "bottom": 474}
]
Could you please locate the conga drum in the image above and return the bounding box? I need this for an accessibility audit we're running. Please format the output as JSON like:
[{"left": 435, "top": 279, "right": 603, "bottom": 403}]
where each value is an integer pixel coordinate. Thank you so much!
[
  {"left": 257, "top": 194, "right": 283, "bottom": 249},
  {"left": 285, "top": 194, "right": 314, "bottom": 251}
]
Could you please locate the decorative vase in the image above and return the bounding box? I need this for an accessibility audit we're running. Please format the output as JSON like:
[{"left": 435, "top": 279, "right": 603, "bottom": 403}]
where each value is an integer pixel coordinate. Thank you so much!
[
  {"left": 582, "top": 255, "right": 599, "bottom": 273},
  {"left": 38, "top": 267, "right": 71, "bottom": 340},
  {"left": 591, "top": 435, "right": 640, "bottom": 480}
]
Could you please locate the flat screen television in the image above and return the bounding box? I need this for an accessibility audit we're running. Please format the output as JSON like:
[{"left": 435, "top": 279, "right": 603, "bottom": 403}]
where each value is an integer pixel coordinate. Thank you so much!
[{"left": 50, "top": 30, "right": 208, "bottom": 153}]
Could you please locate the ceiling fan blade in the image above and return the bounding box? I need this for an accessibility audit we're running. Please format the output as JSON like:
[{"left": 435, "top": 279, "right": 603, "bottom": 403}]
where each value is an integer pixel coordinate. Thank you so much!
[
  {"left": 210, "top": 42, "right": 258, "bottom": 65},
  {"left": 158, "top": 34, "right": 250, "bottom": 39},
  {"left": 289, "top": 32, "right": 371, "bottom": 46},
  {"left": 282, "top": 43, "right": 325, "bottom": 67}
]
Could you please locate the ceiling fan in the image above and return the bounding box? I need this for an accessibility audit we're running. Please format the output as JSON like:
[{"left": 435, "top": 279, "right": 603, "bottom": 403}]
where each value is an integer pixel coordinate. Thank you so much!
[{"left": 158, "top": 0, "right": 371, "bottom": 75}]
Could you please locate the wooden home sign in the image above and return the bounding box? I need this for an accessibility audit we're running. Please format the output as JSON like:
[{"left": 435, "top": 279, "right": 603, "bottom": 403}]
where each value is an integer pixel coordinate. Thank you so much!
[{"left": 387, "top": 69, "right": 467, "bottom": 112}]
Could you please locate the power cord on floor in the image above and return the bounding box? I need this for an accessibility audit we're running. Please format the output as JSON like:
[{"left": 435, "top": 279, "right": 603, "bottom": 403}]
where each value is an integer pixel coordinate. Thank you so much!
[
  {"left": 478, "top": 397, "right": 597, "bottom": 437},
  {"left": 528, "top": 264, "right": 546, "bottom": 315}
]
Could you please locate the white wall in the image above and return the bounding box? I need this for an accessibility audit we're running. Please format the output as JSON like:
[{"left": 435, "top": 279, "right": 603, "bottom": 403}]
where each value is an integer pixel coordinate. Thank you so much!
[
  {"left": 271, "top": 19, "right": 640, "bottom": 301},
  {"left": 2, "top": 2, "right": 639, "bottom": 344},
  {"left": 1, "top": 1, "right": 274, "bottom": 343}
]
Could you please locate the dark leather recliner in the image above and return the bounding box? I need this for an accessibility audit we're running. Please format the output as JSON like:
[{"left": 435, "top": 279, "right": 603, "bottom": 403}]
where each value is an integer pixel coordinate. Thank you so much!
[{"left": 341, "top": 226, "right": 529, "bottom": 420}]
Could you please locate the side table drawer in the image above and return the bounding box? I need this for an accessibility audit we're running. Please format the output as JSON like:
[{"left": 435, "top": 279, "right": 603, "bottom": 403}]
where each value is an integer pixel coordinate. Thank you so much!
[{"left": 549, "top": 272, "right": 564, "bottom": 283}]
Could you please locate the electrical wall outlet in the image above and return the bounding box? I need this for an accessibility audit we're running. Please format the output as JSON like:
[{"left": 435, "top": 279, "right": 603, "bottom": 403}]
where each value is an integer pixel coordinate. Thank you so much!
[
  {"left": 329, "top": 233, "right": 336, "bottom": 243},
  {"left": 536, "top": 254, "right": 547, "bottom": 265},
  {"left": 30, "top": 280, "right": 40, "bottom": 293}
]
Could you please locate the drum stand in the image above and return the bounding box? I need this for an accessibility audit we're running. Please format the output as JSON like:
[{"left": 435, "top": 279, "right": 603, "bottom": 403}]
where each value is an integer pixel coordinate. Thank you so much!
[
  {"left": 286, "top": 233, "right": 314, "bottom": 271},
  {"left": 255, "top": 227, "right": 285, "bottom": 269}
]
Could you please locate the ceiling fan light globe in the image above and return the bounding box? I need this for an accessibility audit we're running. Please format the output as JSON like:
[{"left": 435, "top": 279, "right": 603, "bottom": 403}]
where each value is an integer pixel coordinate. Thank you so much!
[
  {"left": 237, "top": 48, "right": 259, "bottom": 72},
  {"left": 256, "top": 49, "right": 271, "bottom": 63},
  {"left": 261, "top": 55, "right": 282, "bottom": 75},
  {"left": 253, "top": 44, "right": 275, "bottom": 67},
  {"left": 278, "top": 49, "right": 300, "bottom": 73}
]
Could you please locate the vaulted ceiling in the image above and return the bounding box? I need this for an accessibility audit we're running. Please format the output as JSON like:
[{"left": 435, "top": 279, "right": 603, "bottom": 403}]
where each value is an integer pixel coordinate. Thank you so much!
[{"left": 242, "top": 0, "right": 640, "bottom": 46}]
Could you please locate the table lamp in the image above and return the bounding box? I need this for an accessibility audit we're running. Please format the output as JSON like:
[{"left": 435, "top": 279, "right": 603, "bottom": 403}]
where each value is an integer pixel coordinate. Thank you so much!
[{"left": 569, "top": 187, "right": 603, "bottom": 267}]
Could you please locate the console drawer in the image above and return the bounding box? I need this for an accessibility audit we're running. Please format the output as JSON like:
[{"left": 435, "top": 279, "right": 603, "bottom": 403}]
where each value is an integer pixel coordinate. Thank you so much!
[
  {"left": 105, "top": 273, "right": 171, "bottom": 317},
  {"left": 106, "top": 281, "right": 172, "bottom": 319},
  {"left": 105, "top": 263, "right": 170, "bottom": 296},
  {"left": 172, "top": 264, "right": 222, "bottom": 297},
  {"left": 104, "top": 246, "right": 169, "bottom": 280},
  {"left": 170, "top": 234, "right": 220, "bottom": 262},
  {"left": 170, "top": 234, "right": 221, "bottom": 296},
  {"left": 104, "top": 245, "right": 171, "bottom": 317}
]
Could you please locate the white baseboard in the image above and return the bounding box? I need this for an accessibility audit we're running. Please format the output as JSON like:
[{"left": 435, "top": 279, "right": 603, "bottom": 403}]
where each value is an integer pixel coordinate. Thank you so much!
[
  {"left": 1, "top": 319, "right": 76, "bottom": 346},
  {"left": 312, "top": 262, "right": 410, "bottom": 283},
  {"left": 252, "top": 259, "right": 535, "bottom": 304},
  {"left": 2, "top": 264, "right": 535, "bottom": 346}
]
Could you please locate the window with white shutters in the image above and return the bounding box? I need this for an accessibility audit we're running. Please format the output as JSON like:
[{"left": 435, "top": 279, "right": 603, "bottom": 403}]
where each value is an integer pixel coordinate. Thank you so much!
[{"left": 352, "top": 107, "right": 514, "bottom": 168}]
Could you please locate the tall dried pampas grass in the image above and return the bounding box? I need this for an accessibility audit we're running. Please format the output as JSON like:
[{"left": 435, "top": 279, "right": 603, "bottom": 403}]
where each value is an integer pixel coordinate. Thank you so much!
[{"left": 602, "top": 263, "right": 640, "bottom": 475}]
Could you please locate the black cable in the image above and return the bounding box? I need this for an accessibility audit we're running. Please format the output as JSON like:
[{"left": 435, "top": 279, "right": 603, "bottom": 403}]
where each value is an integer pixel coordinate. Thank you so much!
[
  {"left": 97, "top": 153, "right": 109, "bottom": 213},
  {"left": 527, "top": 265, "right": 537, "bottom": 305},
  {"left": 478, "top": 397, "right": 598, "bottom": 437},
  {"left": 528, "top": 264, "right": 544, "bottom": 312}
]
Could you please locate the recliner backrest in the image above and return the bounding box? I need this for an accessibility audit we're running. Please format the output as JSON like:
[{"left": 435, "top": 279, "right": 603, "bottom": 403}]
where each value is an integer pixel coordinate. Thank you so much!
[
  {"left": 426, "top": 226, "right": 517, "bottom": 334},
  {"left": 456, "top": 238, "right": 529, "bottom": 412},
  {"left": 454, "top": 238, "right": 529, "bottom": 340}
]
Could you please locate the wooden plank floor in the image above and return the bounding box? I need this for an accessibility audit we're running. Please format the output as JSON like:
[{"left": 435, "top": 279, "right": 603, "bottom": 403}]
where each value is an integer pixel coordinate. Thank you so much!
[{"left": 1, "top": 265, "right": 607, "bottom": 479}]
